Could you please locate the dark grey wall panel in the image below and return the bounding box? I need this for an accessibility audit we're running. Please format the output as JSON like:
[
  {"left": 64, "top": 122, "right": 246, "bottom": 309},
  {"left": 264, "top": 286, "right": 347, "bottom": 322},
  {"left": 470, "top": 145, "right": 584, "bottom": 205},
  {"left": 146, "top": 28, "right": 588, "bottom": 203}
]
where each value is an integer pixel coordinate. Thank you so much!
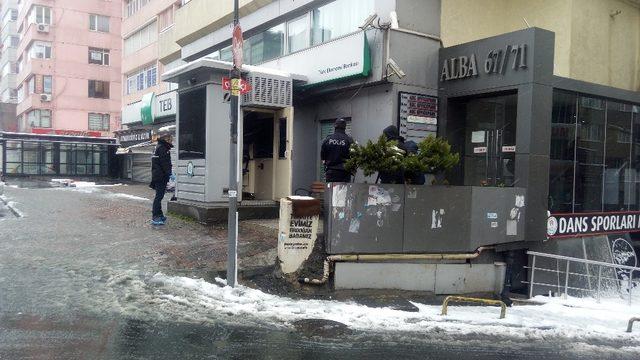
[
  {"left": 325, "top": 183, "right": 527, "bottom": 254},
  {"left": 325, "top": 183, "right": 405, "bottom": 254},
  {"left": 404, "top": 186, "right": 472, "bottom": 252}
]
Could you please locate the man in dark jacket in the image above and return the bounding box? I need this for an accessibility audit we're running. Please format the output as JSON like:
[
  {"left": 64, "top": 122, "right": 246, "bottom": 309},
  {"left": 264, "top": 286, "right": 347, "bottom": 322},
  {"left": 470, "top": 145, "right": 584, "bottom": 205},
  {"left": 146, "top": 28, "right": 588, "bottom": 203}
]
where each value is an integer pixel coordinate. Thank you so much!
[
  {"left": 150, "top": 133, "right": 173, "bottom": 225},
  {"left": 321, "top": 118, "right": 354, "bottom": 183},
  {"left": 379, "top": 125, "right": 407, "bottom": 184}
]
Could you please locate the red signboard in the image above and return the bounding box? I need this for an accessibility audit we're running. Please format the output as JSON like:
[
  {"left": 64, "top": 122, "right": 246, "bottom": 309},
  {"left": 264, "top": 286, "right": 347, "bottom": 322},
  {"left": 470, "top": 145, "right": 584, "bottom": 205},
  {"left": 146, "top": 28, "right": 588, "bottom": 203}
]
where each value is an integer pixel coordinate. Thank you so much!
[
  {"left": 32, "top": 128, "right": 103, "bottom": 137},
  {"left": 222, "top": 77, "right": 252, "bottom": 95},
  {"left": 222, "top": 77, "right": 231, "bottom": 90}
]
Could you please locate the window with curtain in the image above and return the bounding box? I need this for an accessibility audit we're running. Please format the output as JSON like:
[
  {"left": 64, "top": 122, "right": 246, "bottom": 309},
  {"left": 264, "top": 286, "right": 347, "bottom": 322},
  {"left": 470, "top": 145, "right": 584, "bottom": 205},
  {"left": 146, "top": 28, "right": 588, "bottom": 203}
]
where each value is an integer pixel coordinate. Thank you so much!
[
  {"left": 88, "top": 80, "right": 110, "bottom": 99},
  {"left": 243, "top": 24, "right": 285, "bottom": 65},
  {"left": 287, "top": 15, "right": 309, "bottom": 54},
  {"left": 311, "top": 0, "right": 374, "bottom": 46},
  {"left": 89, "top": 14, "right": 110, "bottom": 32},
  {"left": 88, "top": 113, "right": 110, "bottom": 131}
]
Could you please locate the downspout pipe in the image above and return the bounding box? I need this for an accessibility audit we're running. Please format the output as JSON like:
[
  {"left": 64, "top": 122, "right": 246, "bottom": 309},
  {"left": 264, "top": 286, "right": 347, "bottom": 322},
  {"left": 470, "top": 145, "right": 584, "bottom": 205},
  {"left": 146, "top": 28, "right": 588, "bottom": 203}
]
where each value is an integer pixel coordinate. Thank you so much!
[{"left": 299, "top": 246, "right": 494, "bottom": 285}]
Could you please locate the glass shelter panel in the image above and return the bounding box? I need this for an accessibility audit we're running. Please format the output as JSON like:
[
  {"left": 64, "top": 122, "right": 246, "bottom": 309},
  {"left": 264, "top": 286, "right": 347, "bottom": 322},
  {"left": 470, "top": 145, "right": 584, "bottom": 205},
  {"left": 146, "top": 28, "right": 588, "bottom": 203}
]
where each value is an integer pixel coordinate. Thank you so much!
[
  {"left": 604, "top": 102, "right": 633, "bottom": 211},
  {"left": 575, "top": 97, "right": 606, "bottom": 212},
  {"left": 549, "top": 91, "right": 577, "bottom": 213}
]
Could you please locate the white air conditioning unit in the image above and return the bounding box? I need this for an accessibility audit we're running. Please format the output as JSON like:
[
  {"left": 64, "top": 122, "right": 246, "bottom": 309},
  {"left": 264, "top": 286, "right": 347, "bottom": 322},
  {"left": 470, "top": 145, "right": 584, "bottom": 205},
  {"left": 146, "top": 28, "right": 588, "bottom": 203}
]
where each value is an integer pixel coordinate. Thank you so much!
[
  {"left": 37, "top": 24, "right": 50, "bottom": 33},
  {"left": 40, "top": 93, "right": 52, "bottom": 102}
]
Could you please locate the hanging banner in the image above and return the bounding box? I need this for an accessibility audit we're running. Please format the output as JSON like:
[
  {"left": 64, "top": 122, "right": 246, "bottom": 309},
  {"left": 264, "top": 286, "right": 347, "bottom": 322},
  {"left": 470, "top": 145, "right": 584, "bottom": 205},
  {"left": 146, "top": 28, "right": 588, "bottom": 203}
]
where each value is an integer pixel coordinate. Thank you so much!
[{"left": 547, "top": 211, "right": 640, "bottom": 238}]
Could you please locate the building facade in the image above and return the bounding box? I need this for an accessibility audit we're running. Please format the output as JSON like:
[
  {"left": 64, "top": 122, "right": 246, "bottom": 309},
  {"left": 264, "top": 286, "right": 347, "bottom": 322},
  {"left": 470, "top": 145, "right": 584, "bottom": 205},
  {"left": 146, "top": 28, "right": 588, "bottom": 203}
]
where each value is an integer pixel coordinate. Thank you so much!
[
  {"left": 118, "top": 0, "right": 182, "bottom": 182},
  {"left": 441, "top": 0, "right": 640, "bottom": 92},
  {"left": 0, "top": 0, "right": 19, "bottom": 131},
  {"left": 158, "top": 0, "right": 640, "bottom": 293},
  {"left": 14, "top": 0, "right": 122, "bottom": 137}
]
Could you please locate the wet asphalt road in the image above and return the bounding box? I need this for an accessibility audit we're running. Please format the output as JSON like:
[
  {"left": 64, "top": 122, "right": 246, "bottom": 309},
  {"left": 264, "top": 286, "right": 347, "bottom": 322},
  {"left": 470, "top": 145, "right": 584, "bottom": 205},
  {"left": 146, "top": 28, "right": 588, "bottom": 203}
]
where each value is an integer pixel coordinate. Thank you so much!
[{"left": 0, "top": 180, "right": 638, "bottom": 360}]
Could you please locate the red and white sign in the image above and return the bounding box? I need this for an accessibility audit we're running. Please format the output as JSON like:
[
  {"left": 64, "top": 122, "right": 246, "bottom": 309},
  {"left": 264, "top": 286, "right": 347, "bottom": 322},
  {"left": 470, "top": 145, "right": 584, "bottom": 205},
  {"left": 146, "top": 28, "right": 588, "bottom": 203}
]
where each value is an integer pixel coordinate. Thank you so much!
[
  {"left": 222, "top": 77, "right": 232, "bottom": 90},
  {"left": 502, "top": 145, "right": 516, "bottom": 153},
  {"left": 232, "top": 24, "right": 243, "bottom": 69},
  {"left": 32, "top": 128, "right": 102, "bottom": 137},
  {"left": 222, "top": 77, "right": 252, "bottom": 95}
]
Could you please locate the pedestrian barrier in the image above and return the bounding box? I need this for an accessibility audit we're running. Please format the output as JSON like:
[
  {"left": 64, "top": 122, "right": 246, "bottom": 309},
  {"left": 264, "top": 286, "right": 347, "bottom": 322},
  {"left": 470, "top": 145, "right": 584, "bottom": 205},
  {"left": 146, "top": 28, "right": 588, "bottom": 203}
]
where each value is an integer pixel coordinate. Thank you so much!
[
  {"left": 525, "top": 251, "right": 640, "bottom": 305},
  {"left": 440, "top": 296, "right": 507, "bottom": 319},
  {"left": 627, "top": 317, "right": 640, "bottom": 333}
]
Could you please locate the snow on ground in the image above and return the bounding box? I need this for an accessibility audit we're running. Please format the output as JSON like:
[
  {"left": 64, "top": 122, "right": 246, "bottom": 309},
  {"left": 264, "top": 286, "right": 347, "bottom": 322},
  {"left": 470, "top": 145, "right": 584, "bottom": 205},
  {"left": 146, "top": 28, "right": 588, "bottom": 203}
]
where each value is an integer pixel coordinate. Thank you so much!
[
  {"left": 48, "top": 181, "right": 149, "bottom": 201},
  {"left": 146, "top": 273, "right": 640, "bottom": 346},
  {"left": 104, "top": 193, "right": 150, "bottom": 202}
]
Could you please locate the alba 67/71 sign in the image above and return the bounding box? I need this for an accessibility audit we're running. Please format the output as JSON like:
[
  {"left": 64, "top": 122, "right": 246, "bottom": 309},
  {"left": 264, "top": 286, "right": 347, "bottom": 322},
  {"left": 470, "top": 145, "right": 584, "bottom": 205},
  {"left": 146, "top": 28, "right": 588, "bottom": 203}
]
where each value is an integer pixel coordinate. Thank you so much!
[
  {"left": 440, "top": 44, "right": 528, "bottom": 82},
  {"left": 547, "top": 211, "right": 640, "bottom": 238}
]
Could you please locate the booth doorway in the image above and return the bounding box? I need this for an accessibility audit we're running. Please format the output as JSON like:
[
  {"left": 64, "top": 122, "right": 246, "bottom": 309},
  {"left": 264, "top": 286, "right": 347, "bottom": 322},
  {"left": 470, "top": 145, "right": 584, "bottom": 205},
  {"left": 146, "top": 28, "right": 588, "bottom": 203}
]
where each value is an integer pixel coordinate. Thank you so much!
[
  {"left": 463, "top": 93, "right": 517, "bottom": 187},
  {"left": 241, "top": 108, "right": 292, "bottom": 201}
]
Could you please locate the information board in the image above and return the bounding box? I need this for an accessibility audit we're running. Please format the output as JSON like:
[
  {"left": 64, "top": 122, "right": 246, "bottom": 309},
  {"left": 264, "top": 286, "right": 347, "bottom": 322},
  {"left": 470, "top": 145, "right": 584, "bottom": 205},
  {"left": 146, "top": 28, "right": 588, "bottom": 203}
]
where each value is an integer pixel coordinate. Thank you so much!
[{"left": 398, "top": 92, "right": 438, "bottom": 143}]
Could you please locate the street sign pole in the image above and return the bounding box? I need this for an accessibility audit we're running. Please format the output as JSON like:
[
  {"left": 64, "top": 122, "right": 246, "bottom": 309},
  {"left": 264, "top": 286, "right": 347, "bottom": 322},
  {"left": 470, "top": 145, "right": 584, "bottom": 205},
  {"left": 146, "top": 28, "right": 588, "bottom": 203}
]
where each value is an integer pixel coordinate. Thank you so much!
[{"left": 227, "top": 0, "right": 241, "bottom": 288}]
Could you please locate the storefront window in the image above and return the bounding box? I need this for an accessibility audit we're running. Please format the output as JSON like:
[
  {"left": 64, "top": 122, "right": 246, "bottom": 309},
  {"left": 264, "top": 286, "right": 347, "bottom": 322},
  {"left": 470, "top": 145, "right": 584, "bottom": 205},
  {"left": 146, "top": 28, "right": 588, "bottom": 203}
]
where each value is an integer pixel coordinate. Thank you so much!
[
  {"left": 604, "top": 102, "right": 633, "bottom": 211},
  {"left": 632, "top": 110, "right": 640, "bottom": 210},
  {"left": 575, "top": 96, "right": 606, "bottom": 212},
  {"left": 179, "top": 87, "right": 206, "bottom": 160},
  {"left": 549, "top": 91, "right": 577, "bottom": 212},
  {"left": 311, "top": 0, "right": 374, "bottom": 46}
]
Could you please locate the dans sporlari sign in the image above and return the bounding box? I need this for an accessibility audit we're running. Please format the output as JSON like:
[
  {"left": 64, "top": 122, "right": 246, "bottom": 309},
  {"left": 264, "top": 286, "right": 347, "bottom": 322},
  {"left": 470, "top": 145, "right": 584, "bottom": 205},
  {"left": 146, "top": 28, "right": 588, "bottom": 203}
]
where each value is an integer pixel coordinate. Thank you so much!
[{"left": 547, "top": 211, "right": 640, "bottom": 238}]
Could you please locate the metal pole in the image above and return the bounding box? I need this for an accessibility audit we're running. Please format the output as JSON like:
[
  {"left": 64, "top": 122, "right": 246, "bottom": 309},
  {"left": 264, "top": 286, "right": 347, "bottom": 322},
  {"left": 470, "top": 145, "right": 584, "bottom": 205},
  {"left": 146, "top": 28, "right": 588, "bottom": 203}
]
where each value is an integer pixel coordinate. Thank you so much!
[
  {"left": 529, "top": 255, "right": 536, "bottom": 299},
  {"left": 226, "top": 0, "right": 240, "bottom": 288},
  {"left": 629, "top": 270, "right": 634, "bottom": 305},
  {"left": 564, "top": 260, "right": 570, "bottom": 298},
  {"left": 597, "top": 265, "right": 602, "bottom": 303}
]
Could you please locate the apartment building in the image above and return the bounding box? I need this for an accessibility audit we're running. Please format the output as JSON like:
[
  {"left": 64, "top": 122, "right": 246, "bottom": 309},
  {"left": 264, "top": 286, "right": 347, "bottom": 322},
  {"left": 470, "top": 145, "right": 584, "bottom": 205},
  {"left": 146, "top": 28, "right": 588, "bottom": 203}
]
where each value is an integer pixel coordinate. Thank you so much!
[
  {"left": 0, "top": 0, "right": 19, "bottom": 131},
  {"left": 118, "top": 0, "right": 182, "bottom": 182},
  {"left": 14, "top": 0, "right": 122, "bottom": 137}
]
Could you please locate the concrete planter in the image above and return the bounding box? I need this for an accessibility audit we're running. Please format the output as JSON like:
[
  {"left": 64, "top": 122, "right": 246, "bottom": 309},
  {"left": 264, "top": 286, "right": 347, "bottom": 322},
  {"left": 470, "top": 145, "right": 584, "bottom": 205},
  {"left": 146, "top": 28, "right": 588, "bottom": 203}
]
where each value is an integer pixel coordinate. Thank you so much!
[{"left": 324, "top": 183, "right": 527, "bottom": 254}]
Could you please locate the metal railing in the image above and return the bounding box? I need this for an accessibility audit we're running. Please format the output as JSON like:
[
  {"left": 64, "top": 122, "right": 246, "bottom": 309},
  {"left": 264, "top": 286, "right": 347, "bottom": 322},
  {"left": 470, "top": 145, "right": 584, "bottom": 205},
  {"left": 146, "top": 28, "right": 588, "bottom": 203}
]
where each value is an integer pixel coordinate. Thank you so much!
[{"left": 525, "top": 251, "right": 640, "bottom": 305}]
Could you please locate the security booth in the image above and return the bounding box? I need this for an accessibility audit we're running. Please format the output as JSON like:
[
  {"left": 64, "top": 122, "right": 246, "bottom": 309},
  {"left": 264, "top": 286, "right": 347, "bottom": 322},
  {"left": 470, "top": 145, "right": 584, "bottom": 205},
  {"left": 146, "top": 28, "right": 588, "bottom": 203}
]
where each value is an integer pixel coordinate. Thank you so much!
[
  {"left": 438, "top": 28, "right": 640, "bottom": 296},
  {"left": 161, "top": 58, "right": 304, "bottom": 222}
]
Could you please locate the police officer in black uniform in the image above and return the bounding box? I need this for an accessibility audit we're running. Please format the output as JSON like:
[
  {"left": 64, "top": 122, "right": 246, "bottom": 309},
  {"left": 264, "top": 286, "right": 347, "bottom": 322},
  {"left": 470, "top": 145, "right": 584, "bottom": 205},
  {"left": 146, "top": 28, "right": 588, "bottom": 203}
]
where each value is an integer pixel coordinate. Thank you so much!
[{"left": 321, "top": 118, "right": 354, "bottom": 183}]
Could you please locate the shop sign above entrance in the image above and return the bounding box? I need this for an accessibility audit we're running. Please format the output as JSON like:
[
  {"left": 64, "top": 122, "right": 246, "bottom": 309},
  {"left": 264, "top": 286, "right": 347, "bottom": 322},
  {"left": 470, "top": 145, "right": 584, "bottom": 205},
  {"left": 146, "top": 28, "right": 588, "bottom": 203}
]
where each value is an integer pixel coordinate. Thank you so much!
[
  {"left": 440, "top": 44, "right": 528, "bottom": 82},
  {"left": 262, "top": 31, "right": 371, "bottom": 86},
  {"left": 547, "top": 211, "right": 640, "bottom": 239}
]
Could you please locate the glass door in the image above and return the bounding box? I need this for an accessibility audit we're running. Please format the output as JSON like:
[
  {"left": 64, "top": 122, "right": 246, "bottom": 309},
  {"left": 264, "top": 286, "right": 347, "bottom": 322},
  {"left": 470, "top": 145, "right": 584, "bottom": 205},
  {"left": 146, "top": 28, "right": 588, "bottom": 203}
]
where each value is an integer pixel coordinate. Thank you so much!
[{"left": 464, "top": 94, "right": 517, "bottom": 187}]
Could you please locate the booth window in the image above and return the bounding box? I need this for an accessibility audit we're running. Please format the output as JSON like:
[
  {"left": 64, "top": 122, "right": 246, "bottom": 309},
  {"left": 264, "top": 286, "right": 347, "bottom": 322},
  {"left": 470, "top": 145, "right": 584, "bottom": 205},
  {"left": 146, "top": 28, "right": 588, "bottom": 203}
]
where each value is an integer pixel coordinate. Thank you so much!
[{"left": 178, "top": 87, "right": 206, "bottom": 160}]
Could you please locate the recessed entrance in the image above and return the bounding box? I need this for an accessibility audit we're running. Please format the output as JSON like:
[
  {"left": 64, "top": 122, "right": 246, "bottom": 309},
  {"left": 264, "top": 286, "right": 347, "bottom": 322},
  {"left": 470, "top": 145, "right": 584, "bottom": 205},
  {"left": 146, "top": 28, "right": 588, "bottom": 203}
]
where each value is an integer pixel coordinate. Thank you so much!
[
  {"left": 450, "top": 93, "right": 517, "bottom": 187},
  {"left": 241, "top": 108, "right": 292, "bottom": 202}
]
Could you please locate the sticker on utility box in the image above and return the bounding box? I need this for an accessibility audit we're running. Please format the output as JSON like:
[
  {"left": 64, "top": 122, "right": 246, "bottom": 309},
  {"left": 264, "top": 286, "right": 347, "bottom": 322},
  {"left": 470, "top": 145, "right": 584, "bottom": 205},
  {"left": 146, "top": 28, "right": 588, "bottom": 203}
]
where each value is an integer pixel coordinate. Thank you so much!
[
  {"left": 487, "top": 212, "right": 498, "bottom": 219},
  {"left": 502, "top": 145, "right": 516, "bottom": 153},
  {"left": 474, "top": 146, "right": 488, "bottom": 154}
]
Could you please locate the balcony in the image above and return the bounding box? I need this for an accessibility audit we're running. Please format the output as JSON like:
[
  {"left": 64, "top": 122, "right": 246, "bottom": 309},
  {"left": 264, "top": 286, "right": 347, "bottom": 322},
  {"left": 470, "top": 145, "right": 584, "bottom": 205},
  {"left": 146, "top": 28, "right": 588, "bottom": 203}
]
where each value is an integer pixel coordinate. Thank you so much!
[
  {"left": 173, "top": 0, "right": 270, "bottom": 47},
  {"left": 0, "top": 47, "right": 17, "bottom": 67},
  {"left": 0, "top": 73, "right": 17, "bottom": 91},
  {"left": 16, "top": 92, "right": 51, "bottom": 116},
  {"left": 158, "top": 25, "right": 180, "bottom": 63},
  {"left": 16, "top": 22, "right": 54, "bottom": 57}
]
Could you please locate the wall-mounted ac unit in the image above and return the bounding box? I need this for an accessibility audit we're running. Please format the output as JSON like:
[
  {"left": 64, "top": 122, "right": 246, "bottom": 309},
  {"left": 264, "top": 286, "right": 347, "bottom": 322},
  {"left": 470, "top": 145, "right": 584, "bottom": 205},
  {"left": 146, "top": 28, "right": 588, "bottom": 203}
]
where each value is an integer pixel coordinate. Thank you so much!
[
  {"left": 37, "top": 24, "right": 50, "bottom": 33},
  {"left": 242, "top": 72, "right": 292, "bottom": 109},
  {"left": 40, "top": 94, "right": 52, "bottom": 102}
]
